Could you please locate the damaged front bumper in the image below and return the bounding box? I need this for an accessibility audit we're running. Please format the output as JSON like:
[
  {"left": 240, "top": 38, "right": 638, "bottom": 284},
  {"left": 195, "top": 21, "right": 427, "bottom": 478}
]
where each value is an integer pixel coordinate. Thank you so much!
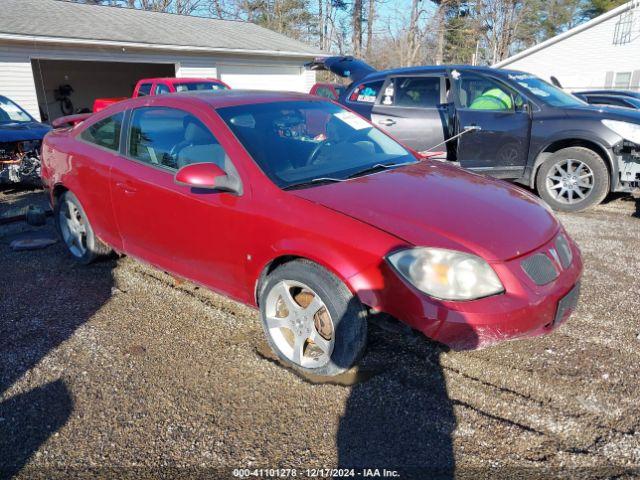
[
  {"left": 613, "top": 141, "right": 640, "bottom": 191},
  {"left": 0, "top": 140, "right": 42, "bottom": 185}
]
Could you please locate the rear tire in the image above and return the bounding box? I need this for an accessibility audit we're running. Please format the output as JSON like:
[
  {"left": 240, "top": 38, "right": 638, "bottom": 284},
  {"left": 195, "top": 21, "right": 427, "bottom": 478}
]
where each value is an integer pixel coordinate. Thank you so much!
[
  {"left": 259, "top": 260, "right": 368, "bottom": 376},
  {"left": 54, "top": 191, "right": 111, "bottom": 264},
  {"left": 536, "top": 147, "right": 609, "bottom": 212}
]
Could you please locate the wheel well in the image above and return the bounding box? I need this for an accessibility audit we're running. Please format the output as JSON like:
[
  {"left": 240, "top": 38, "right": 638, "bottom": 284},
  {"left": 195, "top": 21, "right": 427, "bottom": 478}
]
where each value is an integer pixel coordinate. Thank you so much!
[
  {"left": 52, "top": 184, "right": 68, "bottom": 207},
  {"left": 531, "top": 139, "right": 611, "bottom": 188},
  {"left": 255, "top": 255, "right": 303, "bottom": 305}
]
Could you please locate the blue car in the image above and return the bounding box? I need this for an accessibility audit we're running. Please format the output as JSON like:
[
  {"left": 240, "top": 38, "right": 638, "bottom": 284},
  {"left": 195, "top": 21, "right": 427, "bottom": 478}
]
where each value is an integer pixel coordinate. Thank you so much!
[
  {"left": 0, "top": 95, "right": 50, "bottom": 185},
  {"left": 574, "top": 90, "right": 640, "bottom": 110}
]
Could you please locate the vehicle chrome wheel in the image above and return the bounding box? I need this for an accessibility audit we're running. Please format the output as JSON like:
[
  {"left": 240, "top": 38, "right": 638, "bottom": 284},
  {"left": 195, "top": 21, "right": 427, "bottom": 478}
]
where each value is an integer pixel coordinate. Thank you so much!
[
  {"left": 59, "top": 197, "right": 88, "bottom": 258},
  {"left": 545, "top": 158, "right": 594, "bottom": 205},
  {"left": 264, "top": 280, "right": 334, "bottom": 369}
]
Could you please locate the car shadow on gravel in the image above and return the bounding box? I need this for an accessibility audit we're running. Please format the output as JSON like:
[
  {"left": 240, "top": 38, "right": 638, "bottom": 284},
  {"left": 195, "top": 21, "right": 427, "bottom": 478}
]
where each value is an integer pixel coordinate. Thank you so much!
[
  {"left": 622, "top": 195, "right": 640, "bottom": 218},
  {"left": 0, "top": 222, "right": 116, "bottom": 478},
  {"left": 336, "top": 294, "right": 479, "bottom": 479}
]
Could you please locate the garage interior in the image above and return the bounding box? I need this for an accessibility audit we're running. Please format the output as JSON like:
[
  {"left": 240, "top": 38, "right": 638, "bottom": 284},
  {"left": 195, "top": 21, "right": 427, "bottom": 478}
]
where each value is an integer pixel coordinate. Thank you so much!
[{"left": 31, "top": 59, "right": 176, "bottom": 121}]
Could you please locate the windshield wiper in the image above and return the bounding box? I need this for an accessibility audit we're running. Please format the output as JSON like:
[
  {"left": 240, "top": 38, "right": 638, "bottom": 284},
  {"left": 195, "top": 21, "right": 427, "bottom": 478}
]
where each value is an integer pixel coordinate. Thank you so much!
[
  {"left": 283, "top": 160, "right": 417, "bottom": 190},
  {"left": 283, "top": 177, "right": 344, "bottom": 190},
  {"left": 347, "top": 160, "right": 416, "bottom": 179}
]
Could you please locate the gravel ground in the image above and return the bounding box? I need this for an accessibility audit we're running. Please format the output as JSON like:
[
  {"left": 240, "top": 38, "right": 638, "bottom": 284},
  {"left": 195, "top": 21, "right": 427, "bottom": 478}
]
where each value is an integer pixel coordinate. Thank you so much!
[{"left": 1, "top": 188, "right": 639, "bottom": 479}]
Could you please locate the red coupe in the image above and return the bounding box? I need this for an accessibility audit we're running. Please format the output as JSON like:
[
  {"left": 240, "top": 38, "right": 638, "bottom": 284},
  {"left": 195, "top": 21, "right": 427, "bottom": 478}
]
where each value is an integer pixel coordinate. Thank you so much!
[{"left": 41, "top": 91, "right": 582, "bottom": 376}]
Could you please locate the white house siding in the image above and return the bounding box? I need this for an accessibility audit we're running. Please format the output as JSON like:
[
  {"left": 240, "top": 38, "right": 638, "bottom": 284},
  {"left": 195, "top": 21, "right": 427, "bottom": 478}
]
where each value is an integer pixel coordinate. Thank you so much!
[
  {"left": 217, "top": 61, "right": 314, "bottom": 92},
  {"left": 496, "top": 2, "right": 640, "bottom": 92},
  {"left": 0, "top": 39, "right": 316, "bottom": 121},
  {"left": 0, "top": 43, "right": 41, "bottom": 120}
]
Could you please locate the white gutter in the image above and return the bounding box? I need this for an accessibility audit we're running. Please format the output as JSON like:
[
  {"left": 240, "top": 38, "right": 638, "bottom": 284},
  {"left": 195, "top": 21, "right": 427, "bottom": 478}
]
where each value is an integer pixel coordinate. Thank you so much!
[
  {"left": 494, "top": 0, "right": 639, "bottom": 68},
  {"left": 0, "top": 32, "right": 326, "bottom": 59}
]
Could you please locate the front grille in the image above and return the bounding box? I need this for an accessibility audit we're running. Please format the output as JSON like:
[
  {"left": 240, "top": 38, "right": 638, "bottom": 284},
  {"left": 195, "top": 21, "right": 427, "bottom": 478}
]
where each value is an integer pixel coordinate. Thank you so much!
[
  {"left": 555, "top": 235, "right": 572, "bottom": 269},
  {"left": 521, "top": 253, "right": 558, "bottom": 285}
]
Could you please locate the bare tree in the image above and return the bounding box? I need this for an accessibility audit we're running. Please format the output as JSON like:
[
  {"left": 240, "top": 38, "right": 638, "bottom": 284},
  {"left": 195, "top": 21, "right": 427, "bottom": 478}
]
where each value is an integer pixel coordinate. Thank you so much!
[
  {"left": 352, "top": 0, "right": 364, "bottom": 56},
  {"left": 478, "top": 0, "right": 533, "bottom": 63},
  {"left": 365, "top": 0, "right": 375, "bottom": 56}
]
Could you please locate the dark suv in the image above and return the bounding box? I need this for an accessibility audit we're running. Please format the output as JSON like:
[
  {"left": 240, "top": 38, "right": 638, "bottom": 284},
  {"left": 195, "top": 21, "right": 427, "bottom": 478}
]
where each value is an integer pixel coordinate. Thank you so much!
[{"left": 306, "top": 57, "right": 640, "bottom": 211}]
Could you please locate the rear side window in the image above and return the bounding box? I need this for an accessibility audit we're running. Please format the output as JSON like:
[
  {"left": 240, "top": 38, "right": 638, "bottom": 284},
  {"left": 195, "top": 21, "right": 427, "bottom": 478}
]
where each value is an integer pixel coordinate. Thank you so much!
[
  {"left": 384, "top": 76, "right": 442, "bottom": 107},
  {"left": 174, "top": 82, "right": 228, "bottom": 92},
  {"left": 127, "top": 107, "right": 228, "bottom": 171},
  {"left": 349, "top": 80, "right": 383, "bottom": 103},
  {"left": 154, "top": 83, "right": 171, "bottom": 95},
  {"left": 137, "top": 83, "right": 152, "bottom": 97},
  {"left": 80, "top": 113, "right": 123, "bottom": 151}
]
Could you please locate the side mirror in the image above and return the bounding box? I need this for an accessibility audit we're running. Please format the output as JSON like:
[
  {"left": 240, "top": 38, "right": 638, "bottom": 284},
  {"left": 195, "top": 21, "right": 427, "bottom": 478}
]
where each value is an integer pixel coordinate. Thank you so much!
[{"left": 174, "top": 163, "right": 242, "bottom": 194}]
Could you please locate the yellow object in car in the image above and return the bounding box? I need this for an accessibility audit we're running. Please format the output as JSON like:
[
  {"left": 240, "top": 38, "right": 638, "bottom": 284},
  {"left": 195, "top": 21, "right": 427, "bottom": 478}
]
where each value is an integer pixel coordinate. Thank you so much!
[{"left": 470, "top": 88, "right": 512, "bottom": 110}]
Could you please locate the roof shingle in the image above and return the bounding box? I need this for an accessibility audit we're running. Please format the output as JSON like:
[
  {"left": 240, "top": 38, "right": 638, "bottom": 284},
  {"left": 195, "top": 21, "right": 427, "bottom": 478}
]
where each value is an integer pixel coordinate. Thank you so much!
[{"left": 0, "top": 0, "right": 321, "bottom": 56}]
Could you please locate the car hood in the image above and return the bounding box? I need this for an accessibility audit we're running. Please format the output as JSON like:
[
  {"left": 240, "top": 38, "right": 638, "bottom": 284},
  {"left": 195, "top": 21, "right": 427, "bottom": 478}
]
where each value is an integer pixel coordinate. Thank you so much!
[
  {"left": 291, "top": 162, "right": 560, "bottom": 262},
  {"left": 0, "top": 121, "right": 51, "bottom": 142},
  {"left": 564, "top": 105, "right": 640, "bottom": 123}
]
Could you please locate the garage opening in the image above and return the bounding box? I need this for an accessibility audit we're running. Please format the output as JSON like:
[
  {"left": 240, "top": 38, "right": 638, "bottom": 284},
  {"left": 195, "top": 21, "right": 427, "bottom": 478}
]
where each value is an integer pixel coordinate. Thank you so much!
[{"left": 31, "top": 59, "right": 176, "bottom": 121}]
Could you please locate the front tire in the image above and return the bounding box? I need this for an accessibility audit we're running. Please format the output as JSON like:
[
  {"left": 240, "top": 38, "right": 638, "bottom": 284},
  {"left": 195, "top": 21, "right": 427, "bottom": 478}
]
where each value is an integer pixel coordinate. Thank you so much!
[
  {"left": 536, "top": 147, "right": 609, "bottom": 212},
  {"left": 259, "top": 260, "right": 368, "bottom": 376},
  {"left": 54, "top": 191, "right": 111, "bottom": 264}
]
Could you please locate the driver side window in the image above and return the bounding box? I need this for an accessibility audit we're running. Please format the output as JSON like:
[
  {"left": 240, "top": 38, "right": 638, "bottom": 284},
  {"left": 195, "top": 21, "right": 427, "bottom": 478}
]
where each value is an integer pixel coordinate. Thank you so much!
[
  {"left": 127, "top": 107, "right": 228, "bottom": 171},
  {"left": 456, "top": 73, "right": 521, "bottom": 111}
]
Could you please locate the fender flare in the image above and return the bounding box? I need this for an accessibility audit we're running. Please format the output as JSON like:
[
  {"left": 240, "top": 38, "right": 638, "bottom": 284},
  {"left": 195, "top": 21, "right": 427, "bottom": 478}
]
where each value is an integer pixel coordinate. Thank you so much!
[{"left": 252, "top": 238, "right": 380, "bottom": 307}]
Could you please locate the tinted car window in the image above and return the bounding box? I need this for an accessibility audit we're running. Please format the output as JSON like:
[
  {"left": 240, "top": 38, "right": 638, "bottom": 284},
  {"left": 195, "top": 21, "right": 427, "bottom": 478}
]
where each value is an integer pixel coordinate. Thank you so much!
[
  {"left": 455, "top": 73, "right": 516, "bottom": 111},
  {"left": 315, "top": 86, "right": 336, "bottom": 99},
  {"left": 0, "top": 96, "right": 33, "bottom": 123},
  {"left": 128, "top": 107, "right": 228, "bottom": 171},
  {"left": 137, "top": 83, "right": 152, "bottom": 97},
  {"left": 174, "top": 82, "right": 228, "bottom": 92},
  {"left": 386, "top": 76, "right": 441, "bottom": 107},
  {"left": 154, "top": 84, "right": 171, "bottom": 95},
  {"left": 80, "top": 113, "right": 123, "bottom": 151},
  {"left": 349, "top": 81, "right": 383, "bottom": 103},
  {"left": 587, "top": 95, "right": 633, "bottom": 108},
  {"left": 217, "top": 100, "right": 415, "bottom": 189}
]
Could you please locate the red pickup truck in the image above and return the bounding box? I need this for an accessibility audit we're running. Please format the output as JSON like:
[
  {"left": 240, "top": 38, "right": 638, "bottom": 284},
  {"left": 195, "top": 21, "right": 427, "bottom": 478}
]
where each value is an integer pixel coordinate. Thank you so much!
[{"left": 93, "top": 77, "right": 230, "bottom": 112}]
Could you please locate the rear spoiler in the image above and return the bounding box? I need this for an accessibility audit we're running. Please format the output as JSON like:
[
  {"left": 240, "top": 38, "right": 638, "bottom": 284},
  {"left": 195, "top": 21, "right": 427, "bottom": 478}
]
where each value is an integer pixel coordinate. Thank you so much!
[
  {"left": 51, "top": 113, "right": 92, "bottom": 129},
  {"left": 304, "top": 56, "right": 377, "bottom": 84}
]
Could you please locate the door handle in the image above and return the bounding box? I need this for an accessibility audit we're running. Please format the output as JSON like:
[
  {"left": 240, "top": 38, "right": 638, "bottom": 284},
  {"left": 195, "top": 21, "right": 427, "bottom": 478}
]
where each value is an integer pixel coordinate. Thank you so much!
[
  {"left": 378, "top": 118, "right": 396, "bottom": 126},
  {"left": 463, "top": 124, "right": 482, "bottom": 131},
  {"left": 115, "top": 181, "right": 137, "bottom": 195}
]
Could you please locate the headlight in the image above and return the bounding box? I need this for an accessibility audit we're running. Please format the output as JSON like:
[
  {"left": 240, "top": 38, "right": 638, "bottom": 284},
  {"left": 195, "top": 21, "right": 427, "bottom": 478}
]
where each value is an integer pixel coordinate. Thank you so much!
[
  {"left": 602, "top": 119, "right": 640, "bottom": 144},
  {"left": 387, "top": 248, "right": 504, "bottom": 301}
]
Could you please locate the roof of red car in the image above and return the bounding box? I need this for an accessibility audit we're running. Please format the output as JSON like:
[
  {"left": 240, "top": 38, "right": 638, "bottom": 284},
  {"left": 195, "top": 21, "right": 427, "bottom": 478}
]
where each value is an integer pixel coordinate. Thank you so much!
[
  {"left": 90, "top": 90, "right": 328, "bottom": 117},
  {"left": 137, "top": 77, "right": 226, "bottom": 83},
  {"left": 174, "top": 90, "right": 327, "bottom": 108}
]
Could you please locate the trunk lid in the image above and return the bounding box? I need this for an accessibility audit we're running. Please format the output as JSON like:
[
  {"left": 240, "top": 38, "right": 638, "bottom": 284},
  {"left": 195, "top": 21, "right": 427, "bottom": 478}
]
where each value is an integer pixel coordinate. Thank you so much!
[{"left": 304, "top": 56, "right": 377, "bottom": 84}]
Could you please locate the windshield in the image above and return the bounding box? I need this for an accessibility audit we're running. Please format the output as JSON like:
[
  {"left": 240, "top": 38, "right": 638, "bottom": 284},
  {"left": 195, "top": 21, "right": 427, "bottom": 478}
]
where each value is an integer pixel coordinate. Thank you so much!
[
  {"left": 507, "top": 73, "right": 586, "bottom": 108},
  {"left": 0, "top": 97, "right": 33, "bottom": 123},
  {"left": 175, "top": 82, "right": 228, "bottom": 92},
  {"left": 217, "top": 101, "right": 416, "bottom": 189}
]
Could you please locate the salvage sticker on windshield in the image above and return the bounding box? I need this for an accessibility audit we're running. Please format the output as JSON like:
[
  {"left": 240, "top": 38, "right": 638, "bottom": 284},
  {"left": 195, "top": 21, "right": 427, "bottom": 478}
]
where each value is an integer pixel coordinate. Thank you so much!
[{"left": 334, "top": 111, "right": 371, "bottom": 130}]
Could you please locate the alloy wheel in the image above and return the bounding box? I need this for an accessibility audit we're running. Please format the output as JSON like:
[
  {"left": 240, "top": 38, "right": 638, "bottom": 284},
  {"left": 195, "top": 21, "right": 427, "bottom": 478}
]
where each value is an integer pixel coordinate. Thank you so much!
[
  {"left": 264, "top": 280, "right": 334, "bottom": 368},
  {"left": 545, "top": 158, "right": 594, "bottom": 205},
  {"left": 59, "top": 198, "right": 88, "bottom": 258}
]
